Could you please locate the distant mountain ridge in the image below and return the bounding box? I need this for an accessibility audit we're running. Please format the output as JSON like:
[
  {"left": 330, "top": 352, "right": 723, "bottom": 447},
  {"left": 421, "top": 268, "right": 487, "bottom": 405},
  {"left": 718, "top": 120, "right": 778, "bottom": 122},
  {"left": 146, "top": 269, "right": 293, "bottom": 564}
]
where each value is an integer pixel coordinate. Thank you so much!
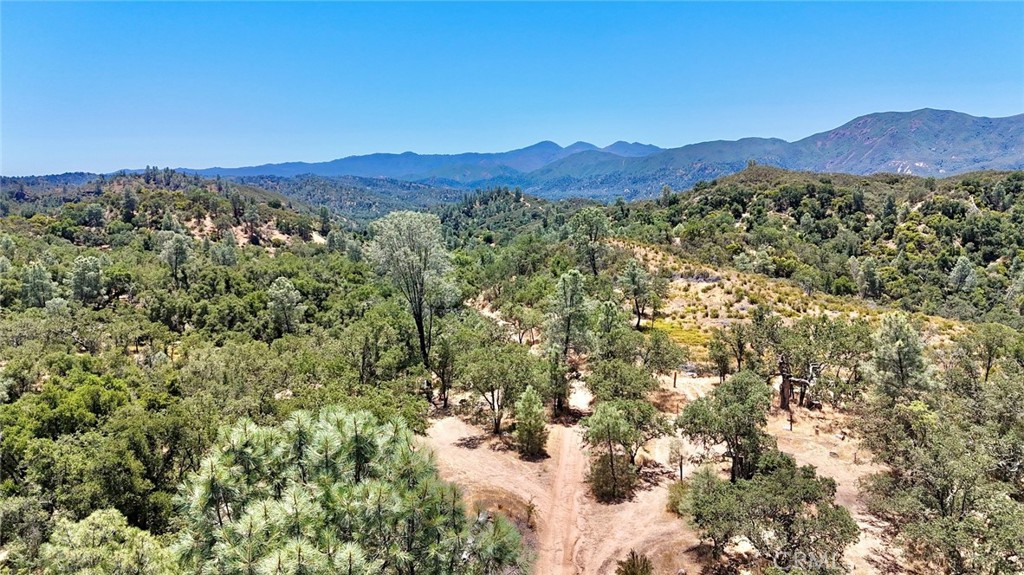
[
  {"left": 186, "top": 109, "right": 1024, "bottom": 200},
  {"left": 188, "top": 140, "right": 664, "bottom": 183}
]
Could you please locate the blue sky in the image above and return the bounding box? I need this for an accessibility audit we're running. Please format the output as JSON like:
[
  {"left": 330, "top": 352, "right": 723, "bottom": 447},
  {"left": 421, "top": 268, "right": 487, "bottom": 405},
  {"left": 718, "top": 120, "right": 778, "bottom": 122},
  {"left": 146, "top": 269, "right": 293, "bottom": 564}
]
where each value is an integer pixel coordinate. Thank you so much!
[{"left": 2, "top": 2, "right": 1022, "bottom": 176}]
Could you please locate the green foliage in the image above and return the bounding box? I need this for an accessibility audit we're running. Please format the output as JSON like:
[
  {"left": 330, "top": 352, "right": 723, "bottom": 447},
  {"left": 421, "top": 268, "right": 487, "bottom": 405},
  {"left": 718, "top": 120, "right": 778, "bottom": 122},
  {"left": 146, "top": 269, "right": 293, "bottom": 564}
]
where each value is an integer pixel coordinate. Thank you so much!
[
  {"left": 367, "top": 210, "right": 452, "bottom": 368},
  {"left": 174, "top": 407, "right": 525, "bottom": 575},
  {"left": 615, "top": 549, "right": 654, "bottom": 575},
  {"left": 673, "top": 467, "right": 744, "bottom": 555},
  {"left": 159, "top": 232, "right": 191, "bottom": 288},
  {"left": 514, "top": 385, "right": 548, "bottom": 457},
  {"left": 867, "top": 313, "right": 932, "bottom": 405},
  {"left": 631, "top": 168, "right": 1024, "bottom": 325},
  {"left": 677, "top": 370, "right": 774, "bottom": 482},
  {"left": 592, "top": 300, "right": 642, "bottom": 362},
  {"left": 583, "top": 402, "right": 638, "bottom": 501},
  {"left": 464, "top": 342, "right": 545, "bottom": 434},
  {"left": 707, "top": 336, "right": 731, "bottom": 383},
  {"left": 21, "top": 260, "right": 53, "bottom": 307},
  {"left": 947, "top": 254, "right": 978, "bottom": 293},
  {"left": 678, "top": 454, "right": 859, "bottom": 574},
  {"left": 609, "top": 399, "right": 669, "bottom": 466},
  {"left": 68, "top": 255, "right": 103, "bottom": 305},
  {"left": 859, "top": 318, "right": 1024, "bottom": 574},
  {"left": 642, "top": 328, "right": 689, "bottom": 377},
  {"left": 568, "top": 206, "right": 610, "bottom": 275},
  {"left": 268, "top": 276, "right": 304, "bottom": 335},
  {"left": 547, "top": 269, "right": 590, "bottom": 358},
  {"left": 0, "top": 174, "right": 461, "bottom": 572},
  {"left": 4, "top": 163, "right": 1023, "bottom": 575},
  {"left": 586, "top": 359, "right": 658, "bottom": 402},
  {"left": 39, "top": 509, "right": 179, "bottom": 575},
  {"left": 618, "top": 258, "right": 651, "bottom": 328},
  {"left": 209, "top": 234, "right": 238, "bottom": 266}
]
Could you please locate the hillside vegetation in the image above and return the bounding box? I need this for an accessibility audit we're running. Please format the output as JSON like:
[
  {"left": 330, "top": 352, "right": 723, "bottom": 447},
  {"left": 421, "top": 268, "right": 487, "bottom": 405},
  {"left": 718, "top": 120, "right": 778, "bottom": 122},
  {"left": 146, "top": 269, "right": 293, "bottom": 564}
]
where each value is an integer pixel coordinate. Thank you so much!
[
  {"left": 0, "top": 168, "right": 1022, "bottom": 575},
  {"left": 620, "top": 166, "right": 1024, "bottom": 326}
]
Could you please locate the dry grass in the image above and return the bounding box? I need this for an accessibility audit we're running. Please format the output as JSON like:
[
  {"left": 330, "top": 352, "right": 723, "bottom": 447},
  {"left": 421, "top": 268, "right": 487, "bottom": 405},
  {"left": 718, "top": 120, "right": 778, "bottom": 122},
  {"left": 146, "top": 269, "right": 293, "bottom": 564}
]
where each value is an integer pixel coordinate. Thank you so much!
[{"left": 615, "top": 238, "right": 967, "bottom": 356}]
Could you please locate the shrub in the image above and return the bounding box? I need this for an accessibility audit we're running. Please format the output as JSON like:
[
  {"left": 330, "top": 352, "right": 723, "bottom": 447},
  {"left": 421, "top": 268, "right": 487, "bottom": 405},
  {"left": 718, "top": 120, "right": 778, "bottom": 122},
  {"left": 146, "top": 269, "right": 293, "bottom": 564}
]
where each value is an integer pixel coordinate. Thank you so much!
[{"left": 615, "top": 549, "right": 654, "bottom": 575}]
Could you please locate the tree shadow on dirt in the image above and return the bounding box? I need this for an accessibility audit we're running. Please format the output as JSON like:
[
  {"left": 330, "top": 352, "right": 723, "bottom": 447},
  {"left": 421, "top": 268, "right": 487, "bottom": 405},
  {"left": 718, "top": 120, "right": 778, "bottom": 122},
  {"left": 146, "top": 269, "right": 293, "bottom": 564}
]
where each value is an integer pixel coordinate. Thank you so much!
[
  {"left": 551, "top": 407, "right": 586, "bottom": 426},
  {"left": 637, "top": 462, "right": 675, "bottom": 492},
  {"left": 454, "top": 434, "right": 489, "bottom": 449}
]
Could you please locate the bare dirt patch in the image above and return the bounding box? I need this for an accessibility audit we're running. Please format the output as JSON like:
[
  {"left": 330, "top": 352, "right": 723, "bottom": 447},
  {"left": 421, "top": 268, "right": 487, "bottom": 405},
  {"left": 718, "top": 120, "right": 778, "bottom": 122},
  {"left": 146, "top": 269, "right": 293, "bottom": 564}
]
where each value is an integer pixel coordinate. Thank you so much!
[
  {"left": 425, "top": 413, "right": 703, "bottom": 575},
  {"left": 766, "top": 405, "right": 904, "bottom": 574}
]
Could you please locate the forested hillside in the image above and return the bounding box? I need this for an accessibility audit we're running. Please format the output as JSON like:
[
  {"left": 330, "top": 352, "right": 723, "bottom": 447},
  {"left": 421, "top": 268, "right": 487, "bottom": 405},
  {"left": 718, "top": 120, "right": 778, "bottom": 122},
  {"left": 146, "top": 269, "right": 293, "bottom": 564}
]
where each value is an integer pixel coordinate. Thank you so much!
[
  {"left": 0, "top": 168, "right": 1022, "bottom": 575},
  {"left": 620, "top": 166, "right": 1024, "bottom": 326},
  {"left": 0, "top": 173, "right": 526, "bottom": 574}
]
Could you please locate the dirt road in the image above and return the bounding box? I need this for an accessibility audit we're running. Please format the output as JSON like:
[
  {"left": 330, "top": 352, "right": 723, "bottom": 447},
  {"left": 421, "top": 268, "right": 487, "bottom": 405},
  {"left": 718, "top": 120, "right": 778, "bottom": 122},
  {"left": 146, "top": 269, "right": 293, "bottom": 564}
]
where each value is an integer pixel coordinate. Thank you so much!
[
  {"left": 424, "top": 378, "right": 702, "bottom": 575},
  {"left": 536, "top": 425, "right": 587, "bottom": 574},
  {"left": 424, "top": 373, "right": 893, "bottom": 575}
]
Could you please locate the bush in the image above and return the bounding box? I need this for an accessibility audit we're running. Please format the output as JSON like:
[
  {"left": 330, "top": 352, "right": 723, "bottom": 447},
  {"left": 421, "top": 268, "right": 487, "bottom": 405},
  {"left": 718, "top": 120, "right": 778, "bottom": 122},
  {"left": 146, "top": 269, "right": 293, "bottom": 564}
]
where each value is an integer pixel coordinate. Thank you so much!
[
  {"left": 666, "top": 480, "right": 688, "bottom": 515},
  {"left": 615, "top": 549, "right": 654, "bottom": 575}
]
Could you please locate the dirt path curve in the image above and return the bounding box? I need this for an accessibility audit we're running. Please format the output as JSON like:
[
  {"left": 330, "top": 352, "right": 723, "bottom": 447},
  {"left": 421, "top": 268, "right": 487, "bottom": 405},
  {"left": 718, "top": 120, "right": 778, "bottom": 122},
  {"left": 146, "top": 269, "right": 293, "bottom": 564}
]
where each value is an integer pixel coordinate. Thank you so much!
[{"left": 537, "top": 424, "right": 587, "bottom": 575}]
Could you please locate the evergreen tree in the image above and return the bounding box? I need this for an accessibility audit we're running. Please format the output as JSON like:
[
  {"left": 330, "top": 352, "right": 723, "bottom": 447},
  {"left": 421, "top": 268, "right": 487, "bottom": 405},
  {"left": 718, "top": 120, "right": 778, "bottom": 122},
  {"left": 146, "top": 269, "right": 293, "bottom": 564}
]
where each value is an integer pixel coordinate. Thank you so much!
[
  {"left": 547, "top": 269, "right": 590, "bottom": 359},
  {"left": 159, "top": 233, "right": 190, "bottom": 288},
  {"left": 948, "top": 255, "right": 978, "bottom": 293},
  {"left": 210, "top": 234, "right": 238, "bottom": 266},
  {"left": 583, "top": 402, "right": 637, "bottom": 501},
  {"left": 567, "top": 207, "right": 609, "bottom": 275},
  {"left": 868, "top": 313, "right": 931, "bottom": 406},
  {"left": 0, "top": 233, "right": 16, "bottom": 258},
  {"left": 121, "top": 189, "right": 137, "bottom": 223},
  {"left": 318, "top": 206, "right": 331, "bottom": 236},
  {"left": 514, "top": 385, "right": 548, "bottom": 457},
  {"left": 268, "top": 276, "right": 304, "bottom": 335},
  {"left": 68, "top": 255, "right": 103, "bottom": 305},
  {"left": 618, "top": 258, "right": 651, "bottom": 329},
  {"left": 175, "top": 408, "right": 525, "bottom": 575},
  {"left": 40, "top": 509, "right": 179, "bottom": 575},
  {"left": 326, "top": 229, "right": 347, "bottom": 253},
  {"left": 21, "top": 260, "right": 54, "bottom": 308}
]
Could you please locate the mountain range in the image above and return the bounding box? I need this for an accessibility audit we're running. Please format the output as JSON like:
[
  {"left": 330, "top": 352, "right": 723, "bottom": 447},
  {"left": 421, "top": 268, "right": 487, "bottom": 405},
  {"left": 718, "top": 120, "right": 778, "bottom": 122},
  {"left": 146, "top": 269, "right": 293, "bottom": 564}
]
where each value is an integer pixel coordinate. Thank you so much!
[{"left": 185, "top": 108, "right": 1021, "bottom": 200}]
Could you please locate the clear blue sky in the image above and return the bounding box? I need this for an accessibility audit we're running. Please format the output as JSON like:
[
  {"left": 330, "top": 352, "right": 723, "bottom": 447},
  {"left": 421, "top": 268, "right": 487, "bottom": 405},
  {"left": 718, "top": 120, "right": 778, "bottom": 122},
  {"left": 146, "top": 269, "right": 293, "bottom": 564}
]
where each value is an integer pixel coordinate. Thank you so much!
[{"left": 2, "top": 2, "right": 1022, "bottom": 176}]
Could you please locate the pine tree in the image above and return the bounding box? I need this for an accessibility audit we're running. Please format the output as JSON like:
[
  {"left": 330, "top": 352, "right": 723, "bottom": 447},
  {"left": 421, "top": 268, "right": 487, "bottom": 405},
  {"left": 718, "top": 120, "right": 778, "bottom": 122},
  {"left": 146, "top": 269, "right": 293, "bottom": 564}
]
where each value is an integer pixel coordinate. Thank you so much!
[
  {"left": 514, "top": 385, "right": 548, "bottom": 457},
  {"left": 948, "top": 255, "right": 978, "bottom": 293},
  {"left": 159, "top": 233, "right": 190, "bottom": 288},
  {"left": 68, "top": 255, "right": 103, "bottom": 305},
  {"left": 175, "top": 408, "right": 524, "bottom": 575},
  {"left": 618, "top": 258, "right": 651, "bottom": 329},
  {"left": 40, "top": 509, "right": 178, "bottom": 575},
  {"left": 567, "top": 206, "right": 609, "bottom": 275},
  {"left": 210, "top": 234, "right": 238, "bottom": 266},
  {"left": 21, "top": 260, "right": 54, "bottom": 308},
  {"left": 868, "top": 313, "right": 931, "bottom": 406},
  {"left": 583, "top": 403, "right": 637, "bottom": 500},
  {"left": 268, "top": 277, "right": 304, "bottom": 335}
]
